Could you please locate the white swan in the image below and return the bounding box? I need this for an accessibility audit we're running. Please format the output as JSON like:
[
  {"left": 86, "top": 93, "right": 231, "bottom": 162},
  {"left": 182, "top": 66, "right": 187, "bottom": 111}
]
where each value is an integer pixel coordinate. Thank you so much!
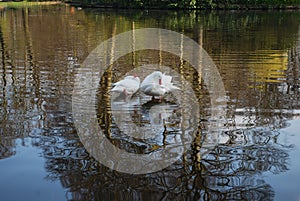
[
  {"left": 140, "top": 71, "right": 179, "bottom": 98},
  {"left": 111, "top": 75, "right": 140, "bottom": 98}
]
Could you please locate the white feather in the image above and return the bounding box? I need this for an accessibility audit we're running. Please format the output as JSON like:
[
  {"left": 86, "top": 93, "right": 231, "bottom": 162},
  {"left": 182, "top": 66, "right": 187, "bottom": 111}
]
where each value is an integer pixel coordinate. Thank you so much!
[
  {"left": 140, "top": 71, "right": 179, "bottom": 97},
  {"left": 111, "top": 76, "right": 140, "bottom": 96}
]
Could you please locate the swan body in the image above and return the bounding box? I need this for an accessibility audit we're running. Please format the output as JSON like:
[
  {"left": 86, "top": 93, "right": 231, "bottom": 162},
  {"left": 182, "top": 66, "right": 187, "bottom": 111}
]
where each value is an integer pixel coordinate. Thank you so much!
[
  {"left": 111, "top": 75, "right": 140, "bottom": 96},
  {"left": 140, "top": 71, "right": 179, "bottom": 98}
]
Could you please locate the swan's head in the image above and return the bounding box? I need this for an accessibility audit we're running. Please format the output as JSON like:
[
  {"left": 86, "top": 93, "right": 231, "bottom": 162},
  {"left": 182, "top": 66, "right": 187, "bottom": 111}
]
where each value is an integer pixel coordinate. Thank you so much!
[{"left": 151, "top": 71, "right": 163, "bottom": 85}]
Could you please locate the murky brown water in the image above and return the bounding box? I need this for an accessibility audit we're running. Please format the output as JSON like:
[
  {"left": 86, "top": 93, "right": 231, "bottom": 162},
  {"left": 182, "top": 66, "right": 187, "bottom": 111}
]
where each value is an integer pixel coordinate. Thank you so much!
[{"left": 0, "top": 5, "right": 300, "bottom": 201}]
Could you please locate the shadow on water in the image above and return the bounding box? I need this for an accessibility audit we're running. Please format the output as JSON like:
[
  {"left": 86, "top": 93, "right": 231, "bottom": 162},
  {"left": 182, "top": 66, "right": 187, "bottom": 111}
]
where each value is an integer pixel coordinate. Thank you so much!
[{"left": 0, "top": 5, "right": 299, "bottom": 201}]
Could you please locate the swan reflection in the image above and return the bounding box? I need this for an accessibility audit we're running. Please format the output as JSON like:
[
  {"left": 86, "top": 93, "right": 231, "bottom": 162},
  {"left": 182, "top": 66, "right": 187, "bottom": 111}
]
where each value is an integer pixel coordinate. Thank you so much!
[{"left": 111, "top": 96, "right": 181, "bottom": 146}]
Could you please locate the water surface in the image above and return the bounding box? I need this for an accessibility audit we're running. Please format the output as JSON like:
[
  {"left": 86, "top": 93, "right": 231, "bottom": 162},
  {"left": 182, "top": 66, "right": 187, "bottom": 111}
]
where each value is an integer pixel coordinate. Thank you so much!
[{"left": 0, "top": 5, "right": 300, "bottom": 201}]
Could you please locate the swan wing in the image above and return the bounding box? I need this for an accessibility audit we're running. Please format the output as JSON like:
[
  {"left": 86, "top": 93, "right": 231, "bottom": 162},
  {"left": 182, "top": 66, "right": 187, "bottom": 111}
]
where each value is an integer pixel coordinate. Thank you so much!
[
  {"left": 162, "top": 73, "right": 180, "bottom": 92},
  {"left": 111, "top": 78, "right": 140, "bottom": 94}
]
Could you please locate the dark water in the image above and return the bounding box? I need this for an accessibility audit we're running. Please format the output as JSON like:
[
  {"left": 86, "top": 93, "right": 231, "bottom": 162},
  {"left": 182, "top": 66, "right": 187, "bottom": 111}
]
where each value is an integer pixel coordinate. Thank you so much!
[{"left": 0, "top": 5, "right": 300, "bottom": 201}]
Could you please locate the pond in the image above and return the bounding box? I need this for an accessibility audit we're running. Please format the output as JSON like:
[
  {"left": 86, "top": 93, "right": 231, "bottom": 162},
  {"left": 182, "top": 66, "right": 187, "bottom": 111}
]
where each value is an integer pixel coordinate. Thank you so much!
[{"left": 0, "top": 5, "right": 300, "bottom": 201}]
